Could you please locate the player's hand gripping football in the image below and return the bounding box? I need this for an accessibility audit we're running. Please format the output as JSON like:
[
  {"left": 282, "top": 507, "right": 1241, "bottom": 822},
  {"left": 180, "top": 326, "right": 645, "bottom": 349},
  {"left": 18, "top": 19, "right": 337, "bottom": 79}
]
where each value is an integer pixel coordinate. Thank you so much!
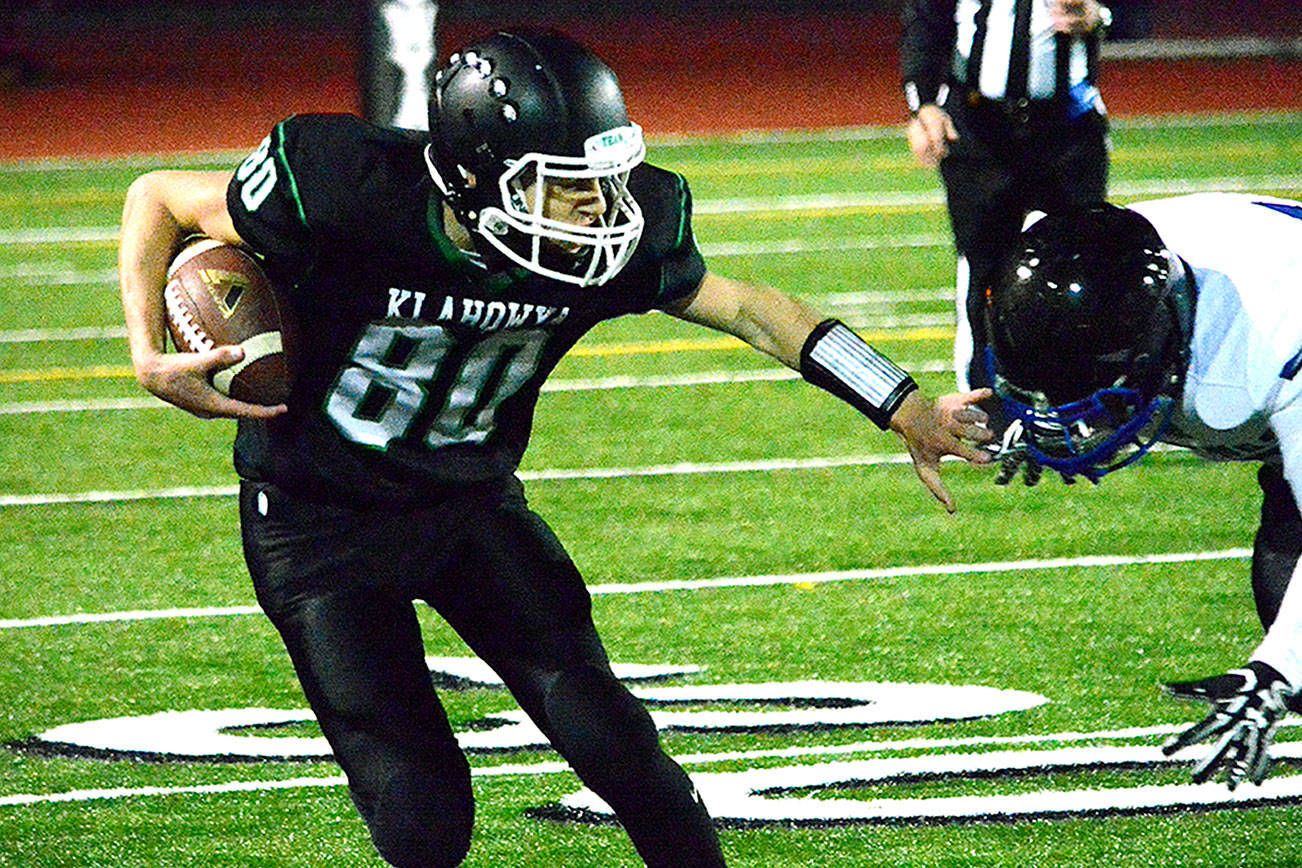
[
  {"left": 132, "top": 344, "right": 287, "bottom": 420},
  {"left": 991, "top": 419, "right": 1044, "bottom": 486},
  {"left": 1161, "top": 661, "right": 1294, "bottom": 789},
  {"left": 889, "top": 388, "right": 994, "bottom": 513}
]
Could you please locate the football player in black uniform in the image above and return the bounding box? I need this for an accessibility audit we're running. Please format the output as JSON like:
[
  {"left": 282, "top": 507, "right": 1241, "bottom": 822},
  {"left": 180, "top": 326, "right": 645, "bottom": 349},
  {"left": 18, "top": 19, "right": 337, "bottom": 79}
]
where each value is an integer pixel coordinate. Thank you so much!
[{"left": 119, "top": 29, "right": 993, "bottom": 868}]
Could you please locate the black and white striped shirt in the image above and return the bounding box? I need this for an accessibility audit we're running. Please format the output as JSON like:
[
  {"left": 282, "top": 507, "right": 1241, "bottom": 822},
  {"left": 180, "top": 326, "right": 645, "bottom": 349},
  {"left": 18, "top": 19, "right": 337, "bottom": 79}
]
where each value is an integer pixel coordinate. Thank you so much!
[{"left": 902, "top": 0, "right": 1104, "bottom": 111}]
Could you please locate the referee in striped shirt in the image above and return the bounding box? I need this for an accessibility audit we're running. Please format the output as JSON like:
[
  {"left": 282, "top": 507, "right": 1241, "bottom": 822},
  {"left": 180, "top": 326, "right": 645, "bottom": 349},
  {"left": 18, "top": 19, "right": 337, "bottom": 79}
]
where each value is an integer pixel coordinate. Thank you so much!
[{"left": 902, "top": 0, "right": 1112, "bottom": 396}]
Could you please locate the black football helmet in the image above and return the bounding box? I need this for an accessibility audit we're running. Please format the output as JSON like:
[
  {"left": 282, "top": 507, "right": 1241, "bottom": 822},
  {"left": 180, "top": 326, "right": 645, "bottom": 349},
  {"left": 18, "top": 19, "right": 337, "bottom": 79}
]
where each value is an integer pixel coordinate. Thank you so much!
[
  {"left": 984, "top": 204, "right": 1195, "bottom": 482},
  {"left": 425, "top": 29, "right": 645, "bottom": 286}
]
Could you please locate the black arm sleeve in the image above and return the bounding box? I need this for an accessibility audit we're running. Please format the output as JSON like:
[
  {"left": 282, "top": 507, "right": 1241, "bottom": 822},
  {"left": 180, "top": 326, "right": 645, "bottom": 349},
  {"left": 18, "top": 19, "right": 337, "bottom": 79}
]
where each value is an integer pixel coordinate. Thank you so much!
[{"left": 900, "top": 0, "right": 958, "bottom": 111}]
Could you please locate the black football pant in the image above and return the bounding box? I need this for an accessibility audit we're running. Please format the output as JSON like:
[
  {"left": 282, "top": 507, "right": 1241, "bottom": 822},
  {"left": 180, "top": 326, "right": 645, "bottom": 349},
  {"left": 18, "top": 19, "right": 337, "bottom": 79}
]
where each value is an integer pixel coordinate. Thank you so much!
[
  {"left": 240, "top": 479, "right": 725, "bottom": 868},
  {"left": 1252, "top": 463, "right": 1302, "bottom": 631},
  {"left": 938, "top": 99, "right": 1109, "bottom": 392}
]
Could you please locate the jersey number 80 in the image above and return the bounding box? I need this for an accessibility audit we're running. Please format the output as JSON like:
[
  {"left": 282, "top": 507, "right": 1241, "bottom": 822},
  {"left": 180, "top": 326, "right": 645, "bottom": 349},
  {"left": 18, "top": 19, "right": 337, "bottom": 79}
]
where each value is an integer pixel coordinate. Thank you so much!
[{"left": 326, "top": 323, "right": 547, "bottom": 450}]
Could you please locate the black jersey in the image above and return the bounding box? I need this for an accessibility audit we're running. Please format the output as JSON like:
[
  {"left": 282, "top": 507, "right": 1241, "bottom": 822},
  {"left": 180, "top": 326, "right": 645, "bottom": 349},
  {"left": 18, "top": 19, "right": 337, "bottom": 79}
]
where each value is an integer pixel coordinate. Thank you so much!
[{"left": 226, "top": 113, "right": 705, "bottom": 507}]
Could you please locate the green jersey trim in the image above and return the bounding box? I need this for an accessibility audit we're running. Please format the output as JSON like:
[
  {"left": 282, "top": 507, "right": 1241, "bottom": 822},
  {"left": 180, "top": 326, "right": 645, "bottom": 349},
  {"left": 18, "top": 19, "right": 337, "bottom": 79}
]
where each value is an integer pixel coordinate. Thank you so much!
[
  {"left": 273, "top": 120, "right": 309, "bottom": 230},
  {"left": 424, "top": 192, "right": 532, "bottom": 294}
]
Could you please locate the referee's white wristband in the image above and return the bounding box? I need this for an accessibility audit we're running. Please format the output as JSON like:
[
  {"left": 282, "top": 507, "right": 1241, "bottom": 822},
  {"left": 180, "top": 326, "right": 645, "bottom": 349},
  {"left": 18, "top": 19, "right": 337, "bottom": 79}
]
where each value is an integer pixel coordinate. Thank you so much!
[{"left": 800, "top": 319, "right": 918, "bottom": 430}]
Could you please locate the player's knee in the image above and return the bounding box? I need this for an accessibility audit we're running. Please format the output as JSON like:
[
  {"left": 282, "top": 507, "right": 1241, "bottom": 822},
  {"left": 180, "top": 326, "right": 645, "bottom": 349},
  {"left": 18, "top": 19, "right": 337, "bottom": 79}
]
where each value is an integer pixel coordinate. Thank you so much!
[
  {"left": 543, "top": 665, "right": 661, "bottom": 777},
  {"left": 366, "top": 766, "right": 474, "bottom": 868}
]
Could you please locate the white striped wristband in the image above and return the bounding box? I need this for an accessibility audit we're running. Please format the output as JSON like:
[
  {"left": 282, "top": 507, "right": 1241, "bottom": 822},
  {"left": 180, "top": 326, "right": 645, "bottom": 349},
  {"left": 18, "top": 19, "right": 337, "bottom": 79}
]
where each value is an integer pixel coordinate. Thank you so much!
[{"left": 800, "top": 319, "right": 918, "bottom": 430}]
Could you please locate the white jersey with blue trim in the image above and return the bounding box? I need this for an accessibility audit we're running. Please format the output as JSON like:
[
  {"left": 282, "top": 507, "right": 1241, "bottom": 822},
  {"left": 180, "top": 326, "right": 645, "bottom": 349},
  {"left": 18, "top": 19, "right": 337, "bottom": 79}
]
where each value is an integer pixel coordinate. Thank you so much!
[{"left": 1129, "top": 192, "right": 1302, "bottom": 683}]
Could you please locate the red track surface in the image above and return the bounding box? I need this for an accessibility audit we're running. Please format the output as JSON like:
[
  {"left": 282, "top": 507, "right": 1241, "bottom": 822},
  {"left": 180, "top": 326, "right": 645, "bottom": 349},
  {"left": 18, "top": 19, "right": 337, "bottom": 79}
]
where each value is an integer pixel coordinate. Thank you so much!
[{"left": 1, "top": 15, "right": 1299, "bottom": 161}]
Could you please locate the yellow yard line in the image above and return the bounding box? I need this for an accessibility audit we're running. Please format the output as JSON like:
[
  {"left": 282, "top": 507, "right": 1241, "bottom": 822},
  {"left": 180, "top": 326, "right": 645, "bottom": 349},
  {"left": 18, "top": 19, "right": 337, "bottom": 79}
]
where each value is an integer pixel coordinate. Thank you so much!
[
  {"left": 0, "top": 328, "right": 953, "bottom": 383},
  {"left": 568, "top": 328, "right": 949, "bottom": 357},
  {"left": 0, "top": 365, "right": 136, "bottom": 383}
]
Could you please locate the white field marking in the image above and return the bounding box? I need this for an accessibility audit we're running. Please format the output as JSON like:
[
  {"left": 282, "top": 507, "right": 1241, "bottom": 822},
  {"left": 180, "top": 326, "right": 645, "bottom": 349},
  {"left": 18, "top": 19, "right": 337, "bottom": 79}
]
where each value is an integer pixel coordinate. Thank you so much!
[
  {"left": 644, "top": 110, "right": 1302, "bottom": 146},
  {"left": 0, "top": 455, "right": 911, "bottom": 508},
  {"left": 1102, "top": 36, "right": 1302, "bottom": 61},
  {"left": 586, "top": 547, "right": 1252, "bottom": 596},
  {"left": 8, "top": 716, "right": 1300, "bottom": 808},
  {"left": 0, "top": 226, "right": 118, "bottom": 245},
  {"left": 0, "top": 306, "right": 950, "bottom": 345},
  {"left": 693, "top": 175, "right": 1302, "bottom": 218},
  {"left": 0, "top": 484, "right": 241, "bottom": 508},
  {"left": 7, "top": 172, "right": 1302, "bottom": 252},
  {"left": 0, "top": 150, "right": 248, "bottom": 173},
  {"left": 0, "top": 266, "right": 117, "bottom": 286},
  {"left": 0, "top": 288, "right": 956, "bottom": 346},
  {"left": 0, "top": 605, "right": 264, "bottom": 629},
  {"left": 700, "top": 233, "right": 949, "bottom": 257},
  {"left": 0, "top": 111, "right": 1295, "bottom": 171},
  {"left": 0, "top": 325, "right": 126, "bottom": 344},
  {"left": 0, "top": 396, "right": 166, "bottom": 415},
  {"left": 0, "top": 547, "right": 1251, "bottom": 631},
  {"left": 0, "top": 438, "right": 1195, "bottom": 504},
  {"left": 0, "top": 360, "right": 955, "bottom": 416},
  {"left": 0, "top": 763, "right": 567, "bottom": 808},
  {"left": 824, "top": 287, "right": 953, "bottom": 304}
]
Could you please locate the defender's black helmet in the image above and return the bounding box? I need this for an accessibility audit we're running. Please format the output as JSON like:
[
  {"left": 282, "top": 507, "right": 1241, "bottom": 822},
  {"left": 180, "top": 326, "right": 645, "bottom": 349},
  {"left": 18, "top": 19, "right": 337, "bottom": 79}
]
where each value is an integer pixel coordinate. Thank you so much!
[
  {"left": 987, "top": 204, "right": 1189, "bottom": 405},
  {"left": 984, "top": 204, "right": 1195, "bottom": 482}
]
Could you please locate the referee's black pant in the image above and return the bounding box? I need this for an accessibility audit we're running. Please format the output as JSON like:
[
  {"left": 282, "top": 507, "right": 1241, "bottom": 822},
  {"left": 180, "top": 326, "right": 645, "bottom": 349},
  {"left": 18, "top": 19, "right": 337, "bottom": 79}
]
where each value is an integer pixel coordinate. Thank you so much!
[
  {"left": 240, "top": 478, "right": 726, "bottom": 868},
  {"left": 938, "top": 91, "right": 1109, "bottom": 392}
]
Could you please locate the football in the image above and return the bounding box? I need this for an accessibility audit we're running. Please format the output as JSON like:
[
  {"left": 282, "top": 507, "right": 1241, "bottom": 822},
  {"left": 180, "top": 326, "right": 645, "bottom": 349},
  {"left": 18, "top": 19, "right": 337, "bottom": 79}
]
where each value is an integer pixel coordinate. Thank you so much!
[{"left": 164, "top": 237, "right": 295, "bottom": 405}]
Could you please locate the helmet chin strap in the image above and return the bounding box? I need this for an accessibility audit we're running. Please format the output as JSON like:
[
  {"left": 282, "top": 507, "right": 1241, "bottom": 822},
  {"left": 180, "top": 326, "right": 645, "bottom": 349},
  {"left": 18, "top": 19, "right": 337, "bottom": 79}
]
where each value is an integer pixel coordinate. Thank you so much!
[
  {"left": 425, "top": 145, "right": 495, "bottom": 258},
  {"left": 424, "top": 145, "right": 480, "bottom": 226}
]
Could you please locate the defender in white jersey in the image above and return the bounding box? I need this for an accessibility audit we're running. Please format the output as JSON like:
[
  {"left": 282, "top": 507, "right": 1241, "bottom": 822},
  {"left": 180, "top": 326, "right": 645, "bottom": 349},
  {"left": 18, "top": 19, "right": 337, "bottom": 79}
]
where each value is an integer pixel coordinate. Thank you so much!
[{"left": 983, "top": 194, "right": 1302, "bottom": 789}]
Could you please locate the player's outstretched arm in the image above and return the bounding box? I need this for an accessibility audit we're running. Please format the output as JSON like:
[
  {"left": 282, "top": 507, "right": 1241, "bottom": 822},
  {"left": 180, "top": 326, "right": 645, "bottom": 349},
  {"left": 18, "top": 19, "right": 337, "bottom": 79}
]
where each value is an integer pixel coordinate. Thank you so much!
[
  {"left": 668, "top": 272, "right": 992, "bottom": 510},
  {"left": 118, "top": 170, "right": 285, "bottom": 420}
]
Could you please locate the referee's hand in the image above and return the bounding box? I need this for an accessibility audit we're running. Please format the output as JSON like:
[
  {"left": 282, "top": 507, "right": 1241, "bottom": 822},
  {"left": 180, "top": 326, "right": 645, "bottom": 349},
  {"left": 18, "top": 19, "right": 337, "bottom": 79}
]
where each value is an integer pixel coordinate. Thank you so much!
[
  {"left": 1047, "top": 0, "right": 1106, "bottom": 34},
  {"left": 907, "top": 105, "right": 958, "bottom": 169}
]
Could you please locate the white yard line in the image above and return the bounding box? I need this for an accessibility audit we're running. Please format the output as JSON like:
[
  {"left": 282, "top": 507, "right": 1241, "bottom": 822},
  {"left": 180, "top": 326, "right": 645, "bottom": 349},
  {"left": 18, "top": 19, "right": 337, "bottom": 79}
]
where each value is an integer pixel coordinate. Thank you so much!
[
  {"left": 0, "top": 111, "right": 1287, "bottom": 170},
  {"left": 0, "top": 360, "right": 955, "bottom": 415},
  {"left": 5, "top": 173, "right": 1302, "bottom": 250},
  {"left": 0, "top": 721, "right": 1202, "bottom": 807},
  {"left": 0, "top": 454, "right": 915, "bottom": 508},
  {"left": 0, "top": 546, "right": 1249, "bottom": 631}
]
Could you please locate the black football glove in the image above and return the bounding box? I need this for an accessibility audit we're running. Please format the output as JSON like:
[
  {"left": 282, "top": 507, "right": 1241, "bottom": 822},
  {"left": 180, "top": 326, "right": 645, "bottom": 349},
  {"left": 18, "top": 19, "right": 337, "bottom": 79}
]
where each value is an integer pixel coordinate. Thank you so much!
[
  {"left": 1161, "top": 660, "right": 1294, "bottom": 789},
  {"left": 991, "top": 419, "right": 1044, "bottom": 487}
]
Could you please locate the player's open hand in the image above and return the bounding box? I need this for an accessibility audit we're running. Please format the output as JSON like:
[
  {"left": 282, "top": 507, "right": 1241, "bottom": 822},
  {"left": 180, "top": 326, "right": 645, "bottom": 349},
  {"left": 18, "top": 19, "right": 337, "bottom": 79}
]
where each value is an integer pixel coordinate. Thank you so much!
[
  {"left": 132, "top": 345, "right": 288, "bottom": 420},
  {"left": 1162, "top": 661, "right": 1294, "bottom": 789},
  {"left": 889, "top": 388, "right": 994, "bottom": 512}
]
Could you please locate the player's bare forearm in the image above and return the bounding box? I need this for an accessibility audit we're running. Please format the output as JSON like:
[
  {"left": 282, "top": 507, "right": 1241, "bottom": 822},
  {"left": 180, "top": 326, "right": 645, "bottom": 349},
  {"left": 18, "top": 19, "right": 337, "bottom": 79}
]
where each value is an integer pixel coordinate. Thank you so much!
[
  {"left": 668, "top": 271, "right": 823, "bottom": 367},
  {"left": 672, "top": 273, "right": 994, "bottom": 509},
  {"left": 119, "top": 172, "right": 240, "bottom": 362},
  {"left": 118, "top": 170, "right": 281, "bottom": 420}
]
